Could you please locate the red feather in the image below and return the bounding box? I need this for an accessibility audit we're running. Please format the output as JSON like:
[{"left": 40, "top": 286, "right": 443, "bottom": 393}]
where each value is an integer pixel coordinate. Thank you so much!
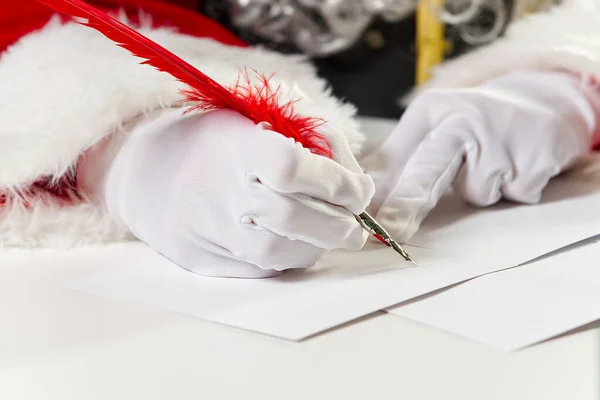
[{"left": 35, "top": 0, "right": 333, "bottom": 158}]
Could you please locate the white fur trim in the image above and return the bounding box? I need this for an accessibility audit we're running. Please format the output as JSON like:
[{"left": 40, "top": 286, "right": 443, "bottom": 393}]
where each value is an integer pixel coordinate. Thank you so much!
[
  {"left": 0, "top": 14, "right": 362, "bottom": 247},
  {"left": 403, "top": 0, "right": 600, "bottom": 103},
  {"left": 0, "top": 197, "right": 133, "bottom": 249}
]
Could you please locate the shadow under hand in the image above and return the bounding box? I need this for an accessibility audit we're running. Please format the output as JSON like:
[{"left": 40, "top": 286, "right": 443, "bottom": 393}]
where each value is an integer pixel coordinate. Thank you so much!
[
  {"left": 417, "top": 172, "right": 600, "bottom": 235},
  {"left": 275, "top": 243, "right": 414, "bottom": 284}
]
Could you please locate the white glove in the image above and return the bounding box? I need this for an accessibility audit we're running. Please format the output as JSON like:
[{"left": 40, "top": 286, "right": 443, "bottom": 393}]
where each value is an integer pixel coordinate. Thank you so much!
[
  {"left": 78, "top": 108, "right": 374, "bottom": 278},
  {"left": 362, "top": 70, "right": 600, "bottom": 243}
]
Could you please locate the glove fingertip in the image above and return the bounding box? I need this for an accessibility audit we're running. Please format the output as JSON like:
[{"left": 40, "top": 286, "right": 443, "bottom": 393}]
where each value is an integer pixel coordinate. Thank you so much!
[
  {"left": 345, "top": 228, "right": 369, "bottom": 251},
  {"left": 375, "top": 206, "right": 422, "bottom": 244}
]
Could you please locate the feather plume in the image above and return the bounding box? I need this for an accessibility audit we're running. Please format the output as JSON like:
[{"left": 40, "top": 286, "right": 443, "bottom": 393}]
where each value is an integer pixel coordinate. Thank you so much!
[{"left": 35, "top": 0, "right": 333, "bottom": 158}]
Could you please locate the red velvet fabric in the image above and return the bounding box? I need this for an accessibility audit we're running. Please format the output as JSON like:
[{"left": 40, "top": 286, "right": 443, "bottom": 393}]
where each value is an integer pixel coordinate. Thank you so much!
[{"left": 0, "top": 0, "right": 247, "bottom": 54}]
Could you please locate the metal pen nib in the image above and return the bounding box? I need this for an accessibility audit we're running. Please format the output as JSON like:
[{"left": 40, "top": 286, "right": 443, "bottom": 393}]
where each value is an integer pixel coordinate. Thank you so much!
[{"left": 355, "top": 212, "right": 419, "bottom": 266}]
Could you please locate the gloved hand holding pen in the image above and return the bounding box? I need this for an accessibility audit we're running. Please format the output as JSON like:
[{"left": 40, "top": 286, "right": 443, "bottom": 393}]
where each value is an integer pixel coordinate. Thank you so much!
[{"left": 78, "top": 107, "right": 376, "bottom": 278}]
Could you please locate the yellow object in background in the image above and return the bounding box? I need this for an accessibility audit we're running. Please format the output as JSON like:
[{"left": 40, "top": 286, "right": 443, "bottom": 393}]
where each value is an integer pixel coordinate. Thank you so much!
[
  {"left": 415, "top": 0, "right": 559, "bottom": 86},
  {"left": 416, "top": 0, "right": 446, "bottom": 85}
]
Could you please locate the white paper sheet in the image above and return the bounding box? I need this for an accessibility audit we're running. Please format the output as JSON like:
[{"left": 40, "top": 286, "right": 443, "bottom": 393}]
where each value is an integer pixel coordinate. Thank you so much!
[
  {"left": 64, "top": 170, "right": 600, "bottom": 341},
  {"left": 65, "top": 246, "right": 476, "bottom": 340},
  {"left": 387, "top": 240, "right": 600, "bottom": 351},
  {"left": 407, "top": 171, "right": 600, "bottom": 266}
]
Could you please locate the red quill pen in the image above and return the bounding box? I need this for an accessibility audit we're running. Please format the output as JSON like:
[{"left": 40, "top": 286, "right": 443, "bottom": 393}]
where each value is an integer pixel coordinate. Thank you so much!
[
  {"left": 35, "top": 0, "right": 417, "bottom": 264},
  {"left": 35, "top": 0, "right": 332, "bottom": 158}
]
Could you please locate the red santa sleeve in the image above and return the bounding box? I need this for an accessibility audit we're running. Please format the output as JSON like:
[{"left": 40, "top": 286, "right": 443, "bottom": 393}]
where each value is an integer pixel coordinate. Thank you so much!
[{"left": 0, "top": 0, "right": 363, "bottom": 247}]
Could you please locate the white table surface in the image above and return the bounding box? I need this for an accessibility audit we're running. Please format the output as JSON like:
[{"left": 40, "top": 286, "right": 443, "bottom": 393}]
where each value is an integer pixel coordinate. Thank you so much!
[{"left": 1, "top": 117, "right": 598, "bottom": 400}]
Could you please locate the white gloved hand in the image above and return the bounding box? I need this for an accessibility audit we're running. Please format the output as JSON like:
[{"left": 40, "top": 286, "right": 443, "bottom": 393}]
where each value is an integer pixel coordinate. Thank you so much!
[
  {"left": 78, "top": 108, "right": 374, "bottom": 278},
  {"left": 362, "top": 70, "right": 600, "bottom": 243}
]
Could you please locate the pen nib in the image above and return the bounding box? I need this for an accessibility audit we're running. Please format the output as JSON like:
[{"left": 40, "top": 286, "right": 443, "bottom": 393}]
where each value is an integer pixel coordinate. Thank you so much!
[
  {"left": 356, "top": 212, "right": 419, "bottom": 266},
  {"left": 390, "top": 239, "right": 419, "bottom": 266}
]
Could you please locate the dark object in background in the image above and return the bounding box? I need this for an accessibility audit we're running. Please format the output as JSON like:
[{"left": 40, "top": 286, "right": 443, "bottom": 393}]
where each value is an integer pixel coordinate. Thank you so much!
[
  {"left": 201, "top": 1, "right": 416, "bottom": 119},
  {"left": 199, "top": 1, "right": 515, "bottom": 119},
  {"left": 312, "top": 16, "right": 417, "bottom": 120}
]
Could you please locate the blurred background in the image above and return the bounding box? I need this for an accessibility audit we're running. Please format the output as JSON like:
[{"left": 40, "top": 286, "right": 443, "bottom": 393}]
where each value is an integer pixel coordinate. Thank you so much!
[{"left": 174, "top": 0, "right": 560, "bottom": 119}]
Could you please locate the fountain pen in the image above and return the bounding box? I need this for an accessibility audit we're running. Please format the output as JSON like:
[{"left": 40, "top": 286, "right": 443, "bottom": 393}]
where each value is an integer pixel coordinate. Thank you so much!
[{"left": 355, "top": 212, "right": 419, "bottom": 266}]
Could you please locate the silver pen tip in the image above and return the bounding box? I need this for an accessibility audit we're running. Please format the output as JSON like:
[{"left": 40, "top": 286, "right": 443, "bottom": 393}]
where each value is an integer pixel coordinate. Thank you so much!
[
  {"left": 406, "top": 255, "right": 419, "bottom": 267},
  {"left": 390, "top": 240, "right": 419, "bottom": 267},
  {"left": 356, "top": 212, "right": 419, "bottom": 266}
]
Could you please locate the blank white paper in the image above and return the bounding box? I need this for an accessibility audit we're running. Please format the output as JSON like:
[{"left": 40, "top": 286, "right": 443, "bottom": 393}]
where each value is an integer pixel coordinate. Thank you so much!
[
  {"left": 408, "top": 170, "right": 600, "bottom": 266},
  {"left": 66, "top": 245, "right": 482, "bottom": 340},
  {"left": 387, "top": 240, "right": 600, "bottom": 351},
  {"left": 64, "top": 171, "right": 600, "bottom": 341}
]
